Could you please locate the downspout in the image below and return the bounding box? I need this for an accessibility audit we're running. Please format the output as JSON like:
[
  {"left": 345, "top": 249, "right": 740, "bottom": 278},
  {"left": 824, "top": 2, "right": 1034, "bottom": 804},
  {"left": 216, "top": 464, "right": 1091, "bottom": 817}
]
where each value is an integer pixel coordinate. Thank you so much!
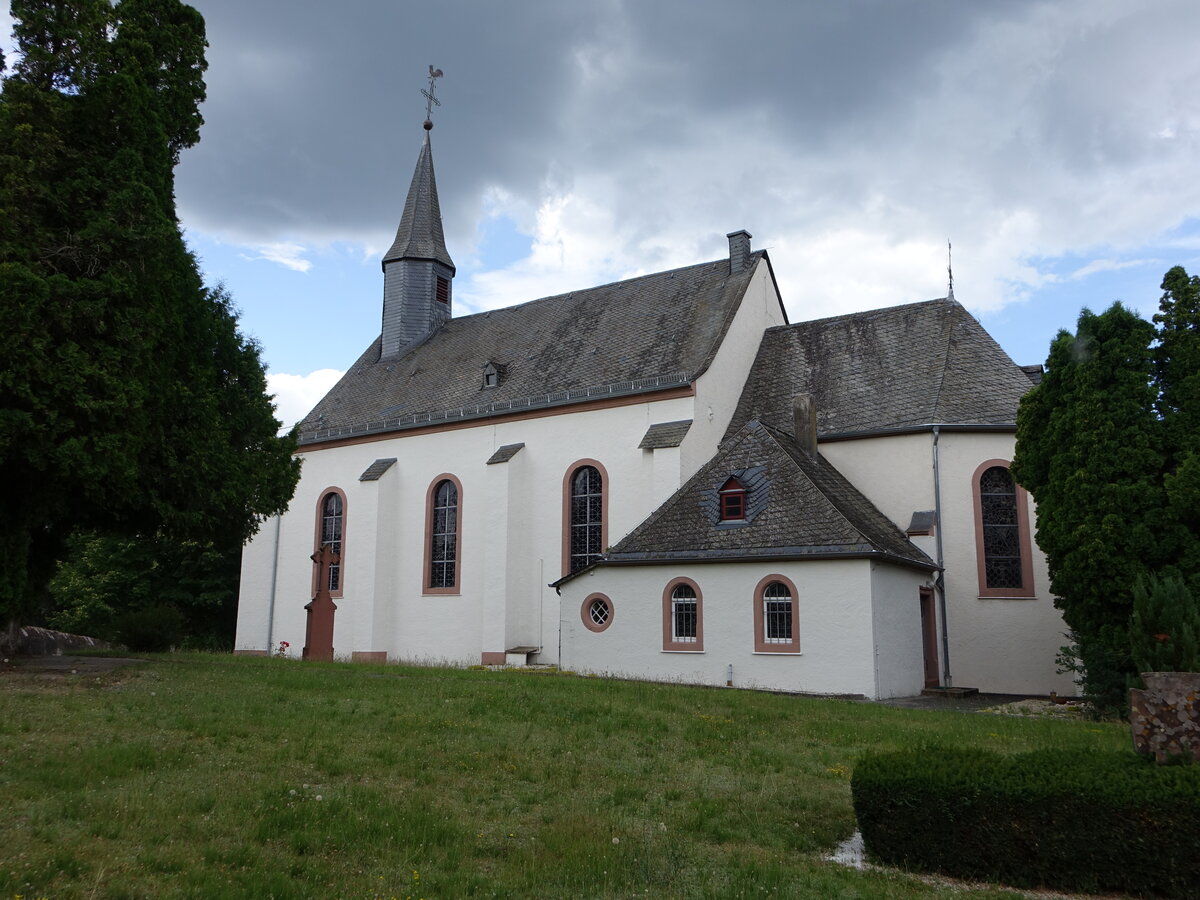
[
  {"left": 265, "top": 515, "right": 281, "bottom": 652},
  {"left": 932, "top": 426, "right": 952, "bottom": 687}
]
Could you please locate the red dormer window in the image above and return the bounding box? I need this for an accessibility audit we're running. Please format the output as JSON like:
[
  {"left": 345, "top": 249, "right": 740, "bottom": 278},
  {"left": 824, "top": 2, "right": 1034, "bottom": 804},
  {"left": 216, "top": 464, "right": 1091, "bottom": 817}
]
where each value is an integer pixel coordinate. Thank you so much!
[{"left": 718, "top": 476, "right": 747, "bottom": 521}]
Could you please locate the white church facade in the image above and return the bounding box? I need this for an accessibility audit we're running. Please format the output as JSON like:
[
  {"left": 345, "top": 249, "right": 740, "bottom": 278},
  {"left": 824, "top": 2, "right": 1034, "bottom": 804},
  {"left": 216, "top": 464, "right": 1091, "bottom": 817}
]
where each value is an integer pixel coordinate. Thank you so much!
[{"left": 235, "top": 123, "right": 1074, "bottom": 699}]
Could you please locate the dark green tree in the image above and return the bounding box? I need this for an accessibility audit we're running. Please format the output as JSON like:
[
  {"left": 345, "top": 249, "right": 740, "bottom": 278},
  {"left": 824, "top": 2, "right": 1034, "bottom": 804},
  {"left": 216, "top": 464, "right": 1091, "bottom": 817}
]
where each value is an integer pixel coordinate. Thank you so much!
[
  {"left": 1012, "top": 304, "right": 1174, "bottom": 709},
  {"left": 49, "top": 531, "right": 237, "bottom": 651},
  {"left": 1130, "top": 573, "right": 1200, "bottom": 675},
  {"left": 0, "top": 0, "right": 299, "bottom": 648},
  {"left": 1154, "top": 266, "right": 1200, "bottom": 581}
]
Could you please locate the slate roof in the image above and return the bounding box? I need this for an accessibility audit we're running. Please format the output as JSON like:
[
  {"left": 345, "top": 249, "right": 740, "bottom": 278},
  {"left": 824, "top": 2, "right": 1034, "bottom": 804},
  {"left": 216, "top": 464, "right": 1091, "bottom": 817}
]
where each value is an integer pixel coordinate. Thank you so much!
[
  {"left": 725, "top": 298, "right": 1033, "bottom": 440},
  {"left": 358, "top": 458, "right": 397, "bottom": 481},
  {"left": 638, "top": 420, "right": 693, "bottom": 450},
  {"left": 383, "top": 132, "right": 455, "bottom": 272},
  {"left": 485, "top": 443, "right": 525, "bottom": 465},
  {"left": 298, "top": 253, "right": 765, "bottom": 444},
  {"left": 582, "top": 420, "right": 934, "bottom": 573}
]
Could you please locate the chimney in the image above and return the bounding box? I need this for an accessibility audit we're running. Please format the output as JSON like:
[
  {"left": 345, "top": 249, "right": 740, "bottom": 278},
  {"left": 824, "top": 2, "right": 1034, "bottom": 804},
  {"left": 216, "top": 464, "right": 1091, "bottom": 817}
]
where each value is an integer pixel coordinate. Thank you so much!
[
  {"left": 727, "top": 230, "right": 752, "bottom": 275},
  {"left": 792, "top": 394, "right": 818, "bottom": 456}
]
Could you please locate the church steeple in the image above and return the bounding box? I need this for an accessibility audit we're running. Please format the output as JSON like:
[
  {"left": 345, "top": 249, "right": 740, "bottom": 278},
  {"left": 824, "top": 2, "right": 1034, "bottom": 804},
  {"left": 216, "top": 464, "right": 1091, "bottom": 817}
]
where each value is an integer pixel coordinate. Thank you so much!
[{"left": 380, "top": 68, "right": 455, "bottom": 360}]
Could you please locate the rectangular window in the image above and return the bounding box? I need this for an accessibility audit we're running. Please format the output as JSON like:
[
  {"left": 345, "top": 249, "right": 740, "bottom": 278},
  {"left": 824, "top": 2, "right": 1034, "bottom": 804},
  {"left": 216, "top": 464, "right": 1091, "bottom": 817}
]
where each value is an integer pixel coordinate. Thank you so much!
[
  {"left": 672, "top": 598, "right": 697, "bottom": 642},
  {"left": 764, "top": 599, "right": 792, "bottom": 643},
  {"left": 720, "top": 492, "right": 745, "bottom": 520}
]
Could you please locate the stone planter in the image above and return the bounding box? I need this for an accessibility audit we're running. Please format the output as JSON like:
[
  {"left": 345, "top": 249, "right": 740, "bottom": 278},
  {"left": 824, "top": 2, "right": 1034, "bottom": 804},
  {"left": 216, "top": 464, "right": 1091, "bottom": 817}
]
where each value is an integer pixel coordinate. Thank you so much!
[{"left": 1129, "top": 672, "right": 1200, "bottom": 763}]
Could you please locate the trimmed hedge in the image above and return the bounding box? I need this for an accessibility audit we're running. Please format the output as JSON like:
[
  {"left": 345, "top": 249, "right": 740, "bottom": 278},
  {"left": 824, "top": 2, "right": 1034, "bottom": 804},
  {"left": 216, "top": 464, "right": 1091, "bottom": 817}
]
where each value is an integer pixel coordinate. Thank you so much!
[{"left": 851, "top": 747, "right": 1200, "bottom": 898}]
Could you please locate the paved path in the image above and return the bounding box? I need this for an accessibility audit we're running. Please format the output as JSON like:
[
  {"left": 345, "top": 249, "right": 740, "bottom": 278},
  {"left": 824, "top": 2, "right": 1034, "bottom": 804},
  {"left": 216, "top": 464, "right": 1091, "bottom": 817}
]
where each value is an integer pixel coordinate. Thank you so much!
[{"left": 2, "top": 654, "right": 149, "bottom": 677}]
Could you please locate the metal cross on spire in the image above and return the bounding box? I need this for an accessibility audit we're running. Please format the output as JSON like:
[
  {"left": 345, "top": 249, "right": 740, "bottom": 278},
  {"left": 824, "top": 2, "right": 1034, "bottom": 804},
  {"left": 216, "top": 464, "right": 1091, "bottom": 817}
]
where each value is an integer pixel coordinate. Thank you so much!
[
  {"left": 947, "top": 239, "right": 955, "bottom": 301},
  {"left": 422, "top": 65, "right": 444, "bottom": 130}
]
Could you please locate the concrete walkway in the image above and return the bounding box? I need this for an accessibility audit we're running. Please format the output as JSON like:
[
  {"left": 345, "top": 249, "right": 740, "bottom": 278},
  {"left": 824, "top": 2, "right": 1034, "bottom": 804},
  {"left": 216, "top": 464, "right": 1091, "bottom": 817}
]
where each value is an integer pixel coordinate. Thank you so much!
[{"left": 2, "top": 654, "right": 149, "bottom": 678}]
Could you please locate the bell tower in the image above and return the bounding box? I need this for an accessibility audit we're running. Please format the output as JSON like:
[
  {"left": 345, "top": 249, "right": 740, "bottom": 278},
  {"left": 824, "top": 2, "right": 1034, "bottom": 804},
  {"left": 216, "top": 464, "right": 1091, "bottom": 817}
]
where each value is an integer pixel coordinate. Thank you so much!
[{"left": 380, "top": 67, "right": 456, "bottom": 360}]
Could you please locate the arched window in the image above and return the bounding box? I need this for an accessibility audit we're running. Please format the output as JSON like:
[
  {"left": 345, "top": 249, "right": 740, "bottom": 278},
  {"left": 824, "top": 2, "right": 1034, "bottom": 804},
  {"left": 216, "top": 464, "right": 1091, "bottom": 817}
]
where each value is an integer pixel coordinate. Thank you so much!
[
  {"left": 425, "top": 475, "right": 462, "bottom": 593},
  {"left": 754, "top": 575, "right": 800, "bottom": 652},
  {"left": 563, "top": 460, "right": 607, "bottom": 575},
  {"left": 972, "top": 460, "right": 1035, "bottom": 598},
  {"left": 662, "top": 577, "right": 704, "bottom": 651},
  {"left": 314, "top": 488, "right": 346, "bottom": 597}
]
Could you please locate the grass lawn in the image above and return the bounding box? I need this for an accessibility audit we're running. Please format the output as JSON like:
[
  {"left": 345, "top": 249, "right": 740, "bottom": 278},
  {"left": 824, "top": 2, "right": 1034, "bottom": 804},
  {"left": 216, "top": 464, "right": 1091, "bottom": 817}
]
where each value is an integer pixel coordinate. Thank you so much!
[{"left": 0, "top": 655, "right": 1126, "bottom": 899}]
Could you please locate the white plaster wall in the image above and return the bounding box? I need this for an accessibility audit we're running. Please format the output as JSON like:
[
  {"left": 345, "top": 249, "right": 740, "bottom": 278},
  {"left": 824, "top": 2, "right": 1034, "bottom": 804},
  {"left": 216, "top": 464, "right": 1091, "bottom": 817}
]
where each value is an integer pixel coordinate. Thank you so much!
[
  {"left": 235, "top": 392, "right": 698, "bottom": 664},
  {"left": 869, "top": 563, "right": 930, "bottom": 698},
  {"left": 820, "top": 433, "right": 934, "bottom": 530},
  {"left": 935, "top": 432, "right": 1073, "bottom": 695},
  {"left": 559, "top": 560, "right": 893, "bottom": 698},
  {"left": 682, "top": 259, "right": 788, "bottom": 479},
  {"left": 369, "top": 467, "right": 402, "bottom": 651},
  {"left": 235, "top": 516, "right": 280, "bottom": 652},
  {"left": 821, "top": 429, "right": 1073, "bottom": 696}
]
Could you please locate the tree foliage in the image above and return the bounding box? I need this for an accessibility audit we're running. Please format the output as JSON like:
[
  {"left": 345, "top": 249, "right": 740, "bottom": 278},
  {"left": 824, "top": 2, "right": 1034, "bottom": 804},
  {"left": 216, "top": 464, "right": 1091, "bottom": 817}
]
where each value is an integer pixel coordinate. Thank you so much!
[
  {"left": 1013, "top": 284, "right": 1200, "bottom": 709},
  {"left": 0, "top": 0, "right": 300, "bottom": 645},
  {"left": 1155, "top": 266, "right": 1200, "bottom": 577},
  {"left": 1130, "top": 574, "right": 1200, "bottom": 675},
  {"left": 49, "top": 531, "right": 238, "bottom": 650}
]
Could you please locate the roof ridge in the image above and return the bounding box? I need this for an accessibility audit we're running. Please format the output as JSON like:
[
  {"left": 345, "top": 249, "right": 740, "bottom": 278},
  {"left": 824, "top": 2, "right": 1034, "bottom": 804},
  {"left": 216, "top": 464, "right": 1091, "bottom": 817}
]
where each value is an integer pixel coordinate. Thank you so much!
[
  {"left": 607, "top": 422, "right": 765, "bottom": 553},
  {"left": 763, "top": 296, "right": 954, "bottom": 334},
  {"left": 929, "top": 307, "right": 957, "bottom": 420},
  {"left": 757, "top": 423, "right": 873, "bottom": 547},
  {"left": 450, "top": 254, "right": 743, "bottom": 324},
  {"left": 759, "top": 422, "right": 930, "bottom": 564}
]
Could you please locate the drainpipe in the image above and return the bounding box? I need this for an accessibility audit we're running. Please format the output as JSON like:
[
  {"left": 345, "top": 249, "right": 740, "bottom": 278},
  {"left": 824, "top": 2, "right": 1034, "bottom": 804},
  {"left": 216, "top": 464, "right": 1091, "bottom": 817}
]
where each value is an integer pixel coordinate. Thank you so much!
[
  {"left": 932, "top": 427, "right": 952, "bottom": 687},
  {"left": 265, "top": 515, "right": 281, "bottom": 652}
]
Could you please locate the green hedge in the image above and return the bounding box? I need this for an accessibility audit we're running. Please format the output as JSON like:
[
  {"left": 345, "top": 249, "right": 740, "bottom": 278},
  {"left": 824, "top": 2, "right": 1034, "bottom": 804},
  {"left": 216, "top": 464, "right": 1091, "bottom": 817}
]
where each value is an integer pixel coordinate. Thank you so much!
[{"left": 851, "top": 747, "right": 1200, "bottom": 898}]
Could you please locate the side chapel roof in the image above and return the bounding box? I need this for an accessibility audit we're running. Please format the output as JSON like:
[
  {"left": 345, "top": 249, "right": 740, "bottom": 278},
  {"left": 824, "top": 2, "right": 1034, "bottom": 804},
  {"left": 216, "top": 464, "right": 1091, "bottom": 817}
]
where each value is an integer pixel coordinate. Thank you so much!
[
  {"left": 584, "top": 420, "right": 934, "bottom": 573},
  {"left": 298, "top": 252, "right": 767, "bottom": 444},
  {"left": 725, "top": 297, "right": 1033, "bottom": 440}
]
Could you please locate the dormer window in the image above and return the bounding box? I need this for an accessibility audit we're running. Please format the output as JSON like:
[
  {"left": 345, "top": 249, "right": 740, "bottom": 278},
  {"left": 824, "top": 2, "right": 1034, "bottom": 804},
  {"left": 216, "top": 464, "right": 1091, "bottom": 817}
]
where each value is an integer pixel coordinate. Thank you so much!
[
  {"left": 481, "top": 361, "right": 505, "bottom": 390},
  {"left": 718, "top": 476, "right": 747, "bottom": 521}
]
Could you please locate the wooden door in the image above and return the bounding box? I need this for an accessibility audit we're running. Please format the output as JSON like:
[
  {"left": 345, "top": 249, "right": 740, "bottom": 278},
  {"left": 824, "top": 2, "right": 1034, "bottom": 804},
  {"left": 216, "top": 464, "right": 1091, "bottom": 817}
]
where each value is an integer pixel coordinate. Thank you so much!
[{"left": 919, "top": 588, "right": 939, "bottom": 688}]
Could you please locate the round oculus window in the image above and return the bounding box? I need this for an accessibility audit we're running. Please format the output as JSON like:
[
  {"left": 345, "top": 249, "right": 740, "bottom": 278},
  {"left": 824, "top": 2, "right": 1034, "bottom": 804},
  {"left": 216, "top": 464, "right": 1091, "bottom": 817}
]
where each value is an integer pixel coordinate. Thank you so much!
[{"left": 581, "top": 593, "right": 614, "bottom": 632}]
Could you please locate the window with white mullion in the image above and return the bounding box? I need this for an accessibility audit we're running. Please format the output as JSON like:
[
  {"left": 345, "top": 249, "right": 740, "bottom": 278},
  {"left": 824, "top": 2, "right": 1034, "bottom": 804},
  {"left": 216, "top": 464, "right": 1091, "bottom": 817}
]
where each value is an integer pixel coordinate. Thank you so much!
[
  {"left": 762, "top": 582, "right": 792, "bottom": 643},
  {"left": 671, "top": 584, "right": 698, "bottom": 643}
]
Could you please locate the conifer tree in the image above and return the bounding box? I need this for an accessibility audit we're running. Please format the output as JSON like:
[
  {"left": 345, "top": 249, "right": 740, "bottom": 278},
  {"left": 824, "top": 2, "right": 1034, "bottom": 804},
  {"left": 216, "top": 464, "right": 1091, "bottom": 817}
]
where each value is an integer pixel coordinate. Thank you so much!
[
  {"left": 1154, "top": 266, "right": 1200, "bottom": 582},
  {"left": 1130, "top": 574, "right": 1200, "bottom": 675},
  {"left": 1012, "top": 304, "right": 1172, "bottom": 708},
  {"left": 0, "top": 0, "right": 299, "bottom": 646}
]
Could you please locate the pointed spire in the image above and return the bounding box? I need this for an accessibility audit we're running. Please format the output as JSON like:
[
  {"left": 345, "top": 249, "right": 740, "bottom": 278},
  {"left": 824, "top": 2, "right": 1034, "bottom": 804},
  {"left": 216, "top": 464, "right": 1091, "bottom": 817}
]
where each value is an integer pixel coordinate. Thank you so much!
[
  {"left": 382, "top": 132, "right": 455, "bottom": 273},
  {"left": 380, "top": 70, "right": 456, "bottom": 360}
]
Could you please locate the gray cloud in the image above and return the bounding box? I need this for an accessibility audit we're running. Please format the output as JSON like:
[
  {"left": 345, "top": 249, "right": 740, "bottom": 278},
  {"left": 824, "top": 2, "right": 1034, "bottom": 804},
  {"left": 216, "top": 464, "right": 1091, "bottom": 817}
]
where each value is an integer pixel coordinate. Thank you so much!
[{"left": 8, "top": 1, "right": 1200, "bottom": 359}]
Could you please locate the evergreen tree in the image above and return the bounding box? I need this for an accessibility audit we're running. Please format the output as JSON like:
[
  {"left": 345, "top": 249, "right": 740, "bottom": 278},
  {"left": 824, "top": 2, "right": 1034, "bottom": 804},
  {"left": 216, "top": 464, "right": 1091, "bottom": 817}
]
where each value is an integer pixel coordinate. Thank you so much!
[
  {"left": 1154, "top": 266, "right": 1200, "bottom": 582},
  {"left": 1130, "top": 574, "right": 1200, "bottom": 675},
  {"left": 0, "top": 0, "right": 299, "bottom": 647},
  {"left": 1012, "top": 304, "right": 1173, "bottom": 708}
]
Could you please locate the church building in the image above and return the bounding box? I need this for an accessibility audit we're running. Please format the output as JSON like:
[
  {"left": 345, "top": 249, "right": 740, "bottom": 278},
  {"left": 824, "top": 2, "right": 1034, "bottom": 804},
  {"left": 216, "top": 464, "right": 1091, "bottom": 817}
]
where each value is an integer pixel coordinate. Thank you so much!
[{"left": 235, "top": 116, "right": 1075, "bottom": 700}]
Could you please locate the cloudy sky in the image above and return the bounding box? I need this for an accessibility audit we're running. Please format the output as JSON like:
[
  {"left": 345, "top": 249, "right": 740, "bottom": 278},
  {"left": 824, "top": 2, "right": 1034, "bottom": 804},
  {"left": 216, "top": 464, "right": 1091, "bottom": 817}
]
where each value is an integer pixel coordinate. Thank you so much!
[{"left": 7, "top": 1, "right": 1200, "bottom": 428}]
